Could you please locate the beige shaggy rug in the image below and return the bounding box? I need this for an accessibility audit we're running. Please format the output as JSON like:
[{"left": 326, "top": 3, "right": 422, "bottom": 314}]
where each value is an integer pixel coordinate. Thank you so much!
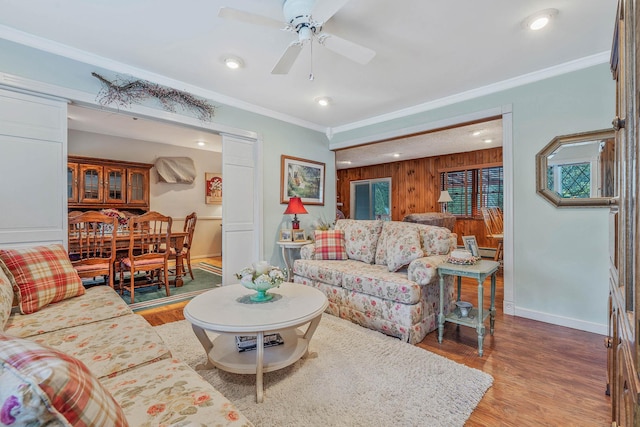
[{"left": 154, "top": 314, "right": 493, "bottom": 427}]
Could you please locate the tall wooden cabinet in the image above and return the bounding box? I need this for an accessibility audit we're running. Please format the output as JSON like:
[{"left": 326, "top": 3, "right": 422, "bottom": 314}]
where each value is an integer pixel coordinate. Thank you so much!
[
  {"left": 68, "top": 156, "right": 152, "bottom": 212},
  {"left": 607, "top": 0, "right": 640, "bottom": 425}
]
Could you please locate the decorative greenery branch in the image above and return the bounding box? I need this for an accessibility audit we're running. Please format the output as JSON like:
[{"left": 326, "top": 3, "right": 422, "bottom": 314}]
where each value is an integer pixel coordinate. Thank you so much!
[{"left": 92, "top": 72, "right": 215, "bottom": 121}]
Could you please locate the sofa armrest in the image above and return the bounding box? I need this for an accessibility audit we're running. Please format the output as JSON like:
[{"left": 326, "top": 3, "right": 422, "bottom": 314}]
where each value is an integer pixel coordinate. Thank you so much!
[
  {"left": 300, "top": 243, "right": 316, "bottom": 260},
  {"left": 407, "top": 255, "right": 449, "bottom": 285}
]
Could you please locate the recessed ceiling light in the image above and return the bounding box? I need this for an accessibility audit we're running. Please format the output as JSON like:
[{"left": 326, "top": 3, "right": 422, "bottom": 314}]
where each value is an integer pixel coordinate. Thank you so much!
[
  {"left": 393, "top": 153, "right": 400, "bottom": 158},
  {"left": 315, "top": 97, "right": 332, "bottom": 107},
  {"left": 224, "top": 56, "right": 244, "bottom": 70},
  {"left": 197, "top": 141, "right": 206, "bottom": 147},
  {"left": 483, "top": 139, "right": 493, "bottom": 144},
  {"left": 523, "top": 8, "right": 558, "bottom": 31},
  {"left": 472, "top": 130, "right": 482, "bottom": 137},
  {"left": 338, "top": 160, "right": 352, "bottom": 164}
]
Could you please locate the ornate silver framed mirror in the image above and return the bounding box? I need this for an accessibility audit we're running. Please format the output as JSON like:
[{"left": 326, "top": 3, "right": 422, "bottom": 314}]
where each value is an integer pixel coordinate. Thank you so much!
[{"left": 536, "top": 128, "right": 616, "bottom": 207}]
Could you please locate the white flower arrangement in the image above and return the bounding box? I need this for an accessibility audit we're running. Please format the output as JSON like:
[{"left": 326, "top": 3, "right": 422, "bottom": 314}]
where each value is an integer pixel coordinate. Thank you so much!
[
  {"left": 313, "top": 215, "right": 334, "bottom": 231},
  {"left": 235, "top": 261, "right": 285, "bottom": 290}
]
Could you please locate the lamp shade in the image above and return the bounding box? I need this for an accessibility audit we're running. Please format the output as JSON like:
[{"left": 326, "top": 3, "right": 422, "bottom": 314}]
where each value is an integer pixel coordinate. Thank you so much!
[
  {"left": 284, "top": 197, "right": 308, "bottom": 215},
  {"left": 437, "top": 190, "right": 453, "bottom": 203}
]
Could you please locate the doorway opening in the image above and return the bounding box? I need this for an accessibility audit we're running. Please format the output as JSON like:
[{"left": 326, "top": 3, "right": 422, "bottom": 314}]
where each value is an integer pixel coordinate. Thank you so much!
[{"left": 350, "top": 178, "right": 392, "bottom": 220}]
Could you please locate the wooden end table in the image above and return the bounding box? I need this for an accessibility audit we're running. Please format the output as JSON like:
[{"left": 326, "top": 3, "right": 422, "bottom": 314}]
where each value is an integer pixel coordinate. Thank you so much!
[
  {"left": 437, "top": 259, "right": 500, "bottom": 357},
  {"left": 183, "top": 282, "right": 328, "bottom": 402}
]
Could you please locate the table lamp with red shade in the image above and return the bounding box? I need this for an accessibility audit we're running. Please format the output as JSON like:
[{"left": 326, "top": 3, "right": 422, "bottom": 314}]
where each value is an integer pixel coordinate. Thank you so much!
[{"left": 283, "top": 196, "right": 308, "bottom": 229}]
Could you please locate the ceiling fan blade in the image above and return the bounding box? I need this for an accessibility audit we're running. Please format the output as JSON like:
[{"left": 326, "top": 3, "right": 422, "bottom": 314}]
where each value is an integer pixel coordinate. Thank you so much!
[
  {"left": 312, "top": 0, "right": 351, "bottom": 23},
  {"left": 271, "top": 42, "right": 304, "bottom": 74},
  {"left": 218, "top": 7, "right": 285, "bottom": 30},
  {"left": 318, "top": 33, "right": 376, "bottom": 65}
]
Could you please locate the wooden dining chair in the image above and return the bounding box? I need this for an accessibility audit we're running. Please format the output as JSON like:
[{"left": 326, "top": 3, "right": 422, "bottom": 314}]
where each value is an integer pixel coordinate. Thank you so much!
[
  {"left": 170, "top": 212, "right": 197, "bottom": 280},
  {"left": 68, "top": 211, "right": 118, "bottom": 288},
  {"left": 480, "top": 207, "right": 504, "bottom": 262},
  {"left": 119, "top": 211, "right": 172, "bottom": 304}
]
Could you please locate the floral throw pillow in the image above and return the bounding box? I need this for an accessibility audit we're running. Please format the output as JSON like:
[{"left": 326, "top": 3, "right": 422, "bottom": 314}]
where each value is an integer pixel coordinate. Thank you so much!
[
  {"left": 0, "top": 333, "right": 129, "bottom": 426},
  {"left": 418, "top": 225, "right": 454, "bottom": 256},
  {"left": 314, "top": 230, "right": 348, "bottom": 260},
  {"left": 0, "top": 244, "right": 85, "bottom": 314},
  {"left": 335, "top": 219, "right": 383, "bottom": 264},
  {"left": 386, "top": 228, "right": 424, "bottom": 272}
]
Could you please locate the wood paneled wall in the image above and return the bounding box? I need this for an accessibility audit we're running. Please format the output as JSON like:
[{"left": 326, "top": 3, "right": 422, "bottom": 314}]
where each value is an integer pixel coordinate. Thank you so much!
[{"left": 336, "top": 147, "right": 502, "bottom": 249}]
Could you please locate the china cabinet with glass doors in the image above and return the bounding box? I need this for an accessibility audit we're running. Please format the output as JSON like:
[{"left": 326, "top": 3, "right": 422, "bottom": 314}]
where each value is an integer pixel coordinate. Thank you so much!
[
  {"left": 606, "top": 0, "right": 640, "bottom": 425},
  {"left": 68, "top": 156, "right": 152, "bottom": 212}
]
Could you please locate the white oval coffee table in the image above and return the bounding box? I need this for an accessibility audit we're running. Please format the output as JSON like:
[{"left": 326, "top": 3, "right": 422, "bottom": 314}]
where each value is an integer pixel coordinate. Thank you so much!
[{"left": 183, "top": 282, "right": 328, "bottom": 403}]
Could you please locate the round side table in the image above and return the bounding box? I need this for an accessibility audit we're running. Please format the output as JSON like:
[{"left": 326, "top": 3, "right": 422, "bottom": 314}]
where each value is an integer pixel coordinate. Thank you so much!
[{"left": 276, "top": 240, "right": 309, "bottom": 281}]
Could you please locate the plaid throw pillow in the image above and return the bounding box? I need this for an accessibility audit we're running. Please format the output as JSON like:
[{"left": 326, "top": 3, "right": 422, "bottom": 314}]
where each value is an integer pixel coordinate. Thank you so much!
[
  {"left": 314, "top": 230, "right": 348, "bottom": 260},
  {"left": 0, "top": 333, "right": 129, "bottom": 426},
  {"left": 0, "top": 263, "right": 13, "bottom": 329},
  {"left": 0, "top": 244, "right": 84, "bottom": 314}
]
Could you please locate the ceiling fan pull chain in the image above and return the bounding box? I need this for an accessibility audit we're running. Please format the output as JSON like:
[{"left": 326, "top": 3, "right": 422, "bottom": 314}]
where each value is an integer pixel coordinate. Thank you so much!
[{"left": 309, "top": 39, "right": 314, "bottom": 81}]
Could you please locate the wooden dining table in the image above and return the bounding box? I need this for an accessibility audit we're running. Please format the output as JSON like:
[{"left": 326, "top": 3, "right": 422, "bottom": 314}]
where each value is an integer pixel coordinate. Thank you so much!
[
  {"left": 70, "top": 229, "right": 189, "bottom": 288},
  {"left": 112, "top": 230, "right": 189, "bottom": 287}
]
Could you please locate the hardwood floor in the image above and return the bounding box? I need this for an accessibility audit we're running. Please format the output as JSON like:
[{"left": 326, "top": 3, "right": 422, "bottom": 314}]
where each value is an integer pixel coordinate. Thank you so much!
[{"left": 141, "top": 258, "right": 610, "bottom": 426}]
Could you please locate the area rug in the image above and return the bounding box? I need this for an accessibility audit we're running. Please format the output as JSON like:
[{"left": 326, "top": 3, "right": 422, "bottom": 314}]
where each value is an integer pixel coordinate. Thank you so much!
[
  {"left": 122, "top": 263, "right": 222, "bottom": 311},
  {"left": 154, "top": 314, "right": 493, "bottom": 427}
]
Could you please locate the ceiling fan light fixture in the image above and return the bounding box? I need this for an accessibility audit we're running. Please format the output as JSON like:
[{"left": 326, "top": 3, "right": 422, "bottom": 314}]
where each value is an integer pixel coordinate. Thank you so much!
[
  {"left": 523, "top": 8, "right": 558, "bottom": 31},
  {"left": 224, "top": 56, "right": 244, "bottom": 69},
  {"left": 315, "top": 96, "right": 331, "bottom": 107}
]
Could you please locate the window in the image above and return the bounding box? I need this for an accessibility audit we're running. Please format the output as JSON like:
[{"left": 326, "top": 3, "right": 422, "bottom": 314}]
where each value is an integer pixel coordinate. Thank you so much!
[
  {"left": 440, "top": 166, "right": 503, "bottom": 216},
  {"left": 547, "top": 162, "right": 591, "bottom": 198},
  {"left": 350, "top": 178, "right": 391, "bottom": 220}
]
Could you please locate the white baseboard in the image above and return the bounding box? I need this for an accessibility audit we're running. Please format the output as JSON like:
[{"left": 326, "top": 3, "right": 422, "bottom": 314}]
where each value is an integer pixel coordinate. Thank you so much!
[
  {"left": 502, "top": 299, "right": 515, "bottom": 315},
  {"left": 478, "top": 248, "right": 495, "bottom": 259},
  {"left": 514, "top": 306, "right": 606, "bottom": 335}
]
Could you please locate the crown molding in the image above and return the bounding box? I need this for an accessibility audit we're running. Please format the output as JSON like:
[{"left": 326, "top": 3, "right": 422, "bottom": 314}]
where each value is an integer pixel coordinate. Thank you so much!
[
  {"left": 0, "top": 71, "right": 260, "bottom": 141},
  {"left": 328, "top": 51, "right": 611, "bottom": 137},
  {"left": 1, "top": 24, "right": 609, "bottom": 138},
  {"left": 0, "top": 25, "right": 325, "bottom": 133}
]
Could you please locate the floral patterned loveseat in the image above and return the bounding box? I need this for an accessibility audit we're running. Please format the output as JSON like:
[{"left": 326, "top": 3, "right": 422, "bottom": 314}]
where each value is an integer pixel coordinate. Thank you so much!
[
  {"left": 0, "top": 244, "right": 252, "bottom": 426},
  {"left": 293, "top": 219, "right": 457, "bottom": 345}
]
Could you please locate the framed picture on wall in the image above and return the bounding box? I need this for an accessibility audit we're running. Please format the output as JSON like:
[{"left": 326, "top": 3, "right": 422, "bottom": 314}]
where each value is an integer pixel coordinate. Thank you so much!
[
  {"left": 280, "top": 155, "right": 325, "bottom": 205},
  {"left": 462, "top": 235, "right": 480, "bottom": 257},
  {"left": 205, "top": 172, "right": 222, "bottom": 204}
]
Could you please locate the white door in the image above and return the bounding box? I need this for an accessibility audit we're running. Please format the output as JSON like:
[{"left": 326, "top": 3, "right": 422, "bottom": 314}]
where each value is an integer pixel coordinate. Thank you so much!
[
  {"left": 0, "top": 88, "right": 68, "bottom": 248},
  {"left": 221, "top": 134, "right": 262, "bottom": 285}
]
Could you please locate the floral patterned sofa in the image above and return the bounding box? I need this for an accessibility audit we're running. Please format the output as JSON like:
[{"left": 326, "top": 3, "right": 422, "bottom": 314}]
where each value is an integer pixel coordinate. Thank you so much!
[
  {"left": 0, "top": 244, "right": 252, "bottom": 426},
  {"left": 293, "top": 219, "right": 457, "bottom": 345}
]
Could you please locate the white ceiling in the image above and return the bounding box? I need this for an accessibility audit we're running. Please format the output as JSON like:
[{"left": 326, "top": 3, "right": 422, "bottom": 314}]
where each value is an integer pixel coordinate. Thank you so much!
[
  {"left": 335, "top": 118, "right": 503, "bottom": 169},
  {"left": 0, "top": 1, "right": 615, "bottom": 164},
  {"left": 67, "top": 105, "right": 222, "bottom": 152}
]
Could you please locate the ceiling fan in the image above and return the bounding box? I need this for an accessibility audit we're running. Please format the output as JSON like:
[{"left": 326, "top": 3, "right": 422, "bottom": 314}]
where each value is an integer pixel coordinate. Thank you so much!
[{"left": 218, "top": 0, "right": 376, "bottom": 76}]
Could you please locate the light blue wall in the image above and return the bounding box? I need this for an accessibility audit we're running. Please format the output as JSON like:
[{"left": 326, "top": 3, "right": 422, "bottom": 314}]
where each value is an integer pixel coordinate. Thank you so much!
[
  {"left": 0, "top": 39, "right": 334, "bottom": 269},
  {"left": 333, "top": 64, "right": 615, "bottom": 332},
  {"left": 0, "top": 36, "right": 614, "bottom": 331}
]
